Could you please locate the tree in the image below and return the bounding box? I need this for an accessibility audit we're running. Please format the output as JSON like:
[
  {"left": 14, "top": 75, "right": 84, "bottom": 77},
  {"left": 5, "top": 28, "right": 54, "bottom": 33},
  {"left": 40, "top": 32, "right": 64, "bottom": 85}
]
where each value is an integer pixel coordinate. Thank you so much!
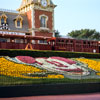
[
  {"left": 68, "top": 29, "right": 100, "bottom": 40},
  {"left": 55, "top": 30, "right": 61, "bottom": 37}
]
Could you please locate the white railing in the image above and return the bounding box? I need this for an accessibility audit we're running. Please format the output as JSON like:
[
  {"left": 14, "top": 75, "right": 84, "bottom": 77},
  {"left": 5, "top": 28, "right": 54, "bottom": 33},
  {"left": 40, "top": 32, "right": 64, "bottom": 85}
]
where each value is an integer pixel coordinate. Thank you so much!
[{"left": 0, "top": 8, "right": 19, "bottom": 13}]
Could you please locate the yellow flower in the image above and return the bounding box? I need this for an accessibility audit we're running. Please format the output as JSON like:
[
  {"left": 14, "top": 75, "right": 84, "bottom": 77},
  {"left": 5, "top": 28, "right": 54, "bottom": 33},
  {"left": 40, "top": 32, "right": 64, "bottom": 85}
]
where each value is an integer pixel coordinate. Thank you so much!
[
  {"left": 76, "top": 58, "right": 100, "bottom": 75},
  {"left": 0, "top": 57, "right": 64, "bottom": 79},
  {"left": 47, "top": 75, "right": 64, "bottom": 79}
]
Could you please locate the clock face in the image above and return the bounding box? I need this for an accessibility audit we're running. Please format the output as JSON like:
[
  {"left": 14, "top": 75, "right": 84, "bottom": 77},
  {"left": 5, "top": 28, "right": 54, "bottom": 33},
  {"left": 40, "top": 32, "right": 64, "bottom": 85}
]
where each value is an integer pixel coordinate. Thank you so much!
[{"left": 41, "top": 0, "right": 48, "bottom": 7}]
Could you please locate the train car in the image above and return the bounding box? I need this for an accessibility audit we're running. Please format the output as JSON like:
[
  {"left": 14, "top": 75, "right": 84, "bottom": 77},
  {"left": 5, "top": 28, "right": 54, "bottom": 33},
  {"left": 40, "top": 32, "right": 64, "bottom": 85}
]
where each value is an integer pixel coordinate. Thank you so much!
[
  {"left": 0, "top": 33, "right": 100, "bottom": 53},
  {"left": 48, "top": 37, "right": 100, "bottom": 53}
]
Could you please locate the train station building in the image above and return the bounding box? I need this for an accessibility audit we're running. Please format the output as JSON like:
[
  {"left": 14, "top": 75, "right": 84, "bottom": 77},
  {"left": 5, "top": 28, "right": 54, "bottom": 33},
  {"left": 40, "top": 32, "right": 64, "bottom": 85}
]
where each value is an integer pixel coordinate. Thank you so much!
[{"left": 0, "top": 0, "right": 56, "bottom": 44}]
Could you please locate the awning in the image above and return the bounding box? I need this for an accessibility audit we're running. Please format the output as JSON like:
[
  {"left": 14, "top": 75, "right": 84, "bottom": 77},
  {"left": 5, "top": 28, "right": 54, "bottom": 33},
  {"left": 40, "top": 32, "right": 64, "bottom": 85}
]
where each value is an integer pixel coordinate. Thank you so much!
[
  {"left": 47, "top": 37, "right": 56, "bottom": 42},
  {"left": 0, "top": 34, "right": 50, "bottom": 40}
]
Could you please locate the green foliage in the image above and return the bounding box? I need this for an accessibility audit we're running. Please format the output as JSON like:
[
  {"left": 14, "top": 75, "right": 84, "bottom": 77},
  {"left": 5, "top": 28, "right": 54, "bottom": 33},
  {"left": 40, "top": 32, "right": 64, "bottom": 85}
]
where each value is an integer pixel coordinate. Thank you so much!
[
  {"left": 68, "top": 29, "right": 100, "bottom": 40},
  {"left": 0, "top": 49, "right": 100, "bottom": 59},
  {"left": 1, "top": 75, "right": 100, "bottom": 86},
  {"left": 55, "top": 30, "right": 61, "bottom": 37}
]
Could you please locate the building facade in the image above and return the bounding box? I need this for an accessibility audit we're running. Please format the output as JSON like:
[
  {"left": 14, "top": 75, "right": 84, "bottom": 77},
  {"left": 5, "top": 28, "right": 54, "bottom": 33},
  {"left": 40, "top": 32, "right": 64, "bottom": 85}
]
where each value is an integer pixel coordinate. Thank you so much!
[
  {"left": 0, "top": 0, "right": 56, "bottom": 44},
  {"left": 17, "top": 0, "right": 56, "bottom": 38}
]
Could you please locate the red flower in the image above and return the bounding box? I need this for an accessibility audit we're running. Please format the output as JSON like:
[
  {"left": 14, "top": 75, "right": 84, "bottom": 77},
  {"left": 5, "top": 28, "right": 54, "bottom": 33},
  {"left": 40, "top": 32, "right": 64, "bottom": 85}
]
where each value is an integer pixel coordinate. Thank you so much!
[
  {"left": 16, "top": 56, "right": 36, "bottom": 64},
  {"left": 49, "top": 57, "right": 76, "bottom": 65},
  {"left": 56, "top": 68, "right": 83, "bottom": 72}
]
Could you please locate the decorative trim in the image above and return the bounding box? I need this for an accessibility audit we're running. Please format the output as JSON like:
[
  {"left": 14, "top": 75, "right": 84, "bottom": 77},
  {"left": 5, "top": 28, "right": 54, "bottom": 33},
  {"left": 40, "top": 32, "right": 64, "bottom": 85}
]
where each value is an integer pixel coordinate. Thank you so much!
[
  {"left": 14, "top": 15, "right": 23, "bottom": 28},
  {"left": 34, "top": 5, "right": 54, "bottom": 12},
  {"left": 52, "top": 10, "right": 55, "bottom": 37},
  {"left": 0, "top": 13, "right": 8, "bottom": 25},
  {"left": 15, "top": 15, "right": 23, "bottom": 21},
  {"left": 40, "top": 0, "right": 48, "bottom": 8},
  {"left": 39, "top": 27, "right": 50, "bottom": 32},
  {"left": 30, "top": 27, "right": 54, "bottom": 33},
  {"left": 39, "top": 14, "right": 48, "bottom": 20}
]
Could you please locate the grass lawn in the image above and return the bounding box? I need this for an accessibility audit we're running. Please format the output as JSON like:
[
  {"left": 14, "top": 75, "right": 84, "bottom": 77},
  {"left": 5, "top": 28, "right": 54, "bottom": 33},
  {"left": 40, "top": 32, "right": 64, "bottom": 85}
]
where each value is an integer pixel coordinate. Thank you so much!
[
  {"left": 0, "top": 75, "right": 100, "bottom": 86},
  {"left": 90, "top": 59, "right": 100, "bottom": 61}
]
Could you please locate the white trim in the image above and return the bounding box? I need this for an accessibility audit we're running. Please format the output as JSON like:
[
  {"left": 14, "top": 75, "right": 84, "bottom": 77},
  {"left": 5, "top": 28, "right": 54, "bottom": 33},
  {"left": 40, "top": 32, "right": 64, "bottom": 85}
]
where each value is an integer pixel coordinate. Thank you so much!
[
  {"left": 39, "top": 14, "right": 48, "bottom": 20},
  {"left": 34, "top": 5, "right": 54, "bottom": 12},
  {"left": 32, "top": 7, "right": 35, "bottom": 36},
  {"left": 39, "top": 27, "right": 50, "bottom": 31},
  {"left": 52, "top": 10, "right": 55, "bottom": 37}
]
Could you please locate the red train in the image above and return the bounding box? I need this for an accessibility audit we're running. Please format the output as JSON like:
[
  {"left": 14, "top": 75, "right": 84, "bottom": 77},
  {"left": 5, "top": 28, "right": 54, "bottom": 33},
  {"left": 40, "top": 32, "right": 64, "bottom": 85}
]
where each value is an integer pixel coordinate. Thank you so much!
[
  {"left": 0, "top": 33, "right": 100, "bottom": 53},
  {"left": 48, "top": 37, "right": 100, "bottom": 53}
]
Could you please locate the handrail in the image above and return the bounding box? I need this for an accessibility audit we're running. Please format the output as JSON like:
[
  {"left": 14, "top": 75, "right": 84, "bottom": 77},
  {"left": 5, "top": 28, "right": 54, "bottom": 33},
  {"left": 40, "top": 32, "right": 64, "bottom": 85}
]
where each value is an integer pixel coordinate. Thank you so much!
[{"left": 0, "top": 8, "right": 19, "bottom": 13}]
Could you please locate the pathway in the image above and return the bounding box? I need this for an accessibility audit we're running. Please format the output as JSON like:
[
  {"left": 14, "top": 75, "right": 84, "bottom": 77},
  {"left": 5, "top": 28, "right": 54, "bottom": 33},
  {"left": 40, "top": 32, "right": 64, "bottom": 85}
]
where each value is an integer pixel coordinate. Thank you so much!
[{"left": 0, "top": 93, "right": 100, "bottom": 100}]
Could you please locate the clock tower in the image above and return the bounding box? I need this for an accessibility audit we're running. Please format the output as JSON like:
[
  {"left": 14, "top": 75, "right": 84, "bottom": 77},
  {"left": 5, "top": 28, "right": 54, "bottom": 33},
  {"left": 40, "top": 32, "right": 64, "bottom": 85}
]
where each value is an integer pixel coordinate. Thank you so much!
[{"left": 17, "top": 0, "right": 56, "bottom": 38}]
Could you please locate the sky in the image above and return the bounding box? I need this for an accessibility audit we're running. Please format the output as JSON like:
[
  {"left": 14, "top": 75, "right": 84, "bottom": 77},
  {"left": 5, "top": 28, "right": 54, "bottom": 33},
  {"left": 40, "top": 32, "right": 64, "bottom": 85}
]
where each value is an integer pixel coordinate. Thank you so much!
[{"left": 0, "top": 0, "right": 100, "bottom": 36}]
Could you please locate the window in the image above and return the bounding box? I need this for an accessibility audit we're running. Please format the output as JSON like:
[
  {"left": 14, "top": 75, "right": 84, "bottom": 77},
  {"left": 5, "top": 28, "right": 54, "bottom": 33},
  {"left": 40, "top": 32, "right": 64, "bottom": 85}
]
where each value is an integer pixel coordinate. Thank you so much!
[
  {"left": 39, "top": 15, "right": 48, "bottom": 28},
  {"left": 14, "top": 15, "right": 23, "bottom": 28},
  {"left": 0, "top": 38, "right": 7, "bottom": 42},
  {"left": 15, "top": 19, "right": 22, "bottom": 28},
  {"left": 83, "top": 41, "right": 86, "bottom": 44},
  {"left": 41, "top": 16, "right": 46, "bottom": 27},
  {"left": 17, "top": 20, "right": 21, "bottom": 27},
  {"left": 15, "top": 39, "right": 23, "bottom": 43},
  {"left": 39, "top": 40, "right": 47, "bottom": 44},
  {"left": 61, "top": 40, "right": 64, "bottom": 42},
  {"left": 66, "top": 40, "right": 68, "bottom": 43},
  {"left": 1, "top": 18, "right": 4, "bottom": 24},
  {"left": 0, "top": 14, "right": 7, "bottom": 25}
]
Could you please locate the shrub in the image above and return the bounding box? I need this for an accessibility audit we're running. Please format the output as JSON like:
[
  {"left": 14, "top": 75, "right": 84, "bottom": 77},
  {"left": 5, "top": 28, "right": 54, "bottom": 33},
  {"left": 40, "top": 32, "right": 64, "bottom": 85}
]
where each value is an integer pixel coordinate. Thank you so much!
[{"left": 0, "top": 49, "right": 99, "bottom": 58}]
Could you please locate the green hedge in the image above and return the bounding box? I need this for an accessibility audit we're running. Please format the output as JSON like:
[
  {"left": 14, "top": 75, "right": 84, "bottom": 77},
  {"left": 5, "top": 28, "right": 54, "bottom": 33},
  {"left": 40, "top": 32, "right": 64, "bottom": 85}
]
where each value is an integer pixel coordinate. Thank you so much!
[{"left": 0, "top": 49, "right": 100, "bottom": 58}]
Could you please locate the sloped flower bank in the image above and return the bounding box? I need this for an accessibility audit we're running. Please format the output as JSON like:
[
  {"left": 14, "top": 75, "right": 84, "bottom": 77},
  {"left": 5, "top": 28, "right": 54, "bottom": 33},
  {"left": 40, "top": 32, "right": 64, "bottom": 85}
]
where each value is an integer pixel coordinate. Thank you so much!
[
  {"left": 0, "top": 57, "right": 64, "bottom": 79},
  {"left": 1, "top": 56, "right": 95, "bottom": 79}
]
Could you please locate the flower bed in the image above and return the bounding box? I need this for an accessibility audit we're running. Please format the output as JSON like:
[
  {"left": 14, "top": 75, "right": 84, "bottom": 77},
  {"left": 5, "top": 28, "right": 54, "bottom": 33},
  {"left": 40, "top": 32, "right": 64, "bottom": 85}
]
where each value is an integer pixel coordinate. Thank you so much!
[
  {"left": 0, "top": 57, "right": 64, "bottom": 79},
  {"left": 35, "top": 56, "right": 89, "bottom": 76},
  {"left": 0, "top": 56, "right": 90, "bottom": 78}
]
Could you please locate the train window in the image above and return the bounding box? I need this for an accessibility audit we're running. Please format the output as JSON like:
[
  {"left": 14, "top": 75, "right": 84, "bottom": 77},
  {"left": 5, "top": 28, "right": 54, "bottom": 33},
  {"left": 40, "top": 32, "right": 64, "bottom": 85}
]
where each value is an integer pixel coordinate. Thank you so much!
[
  {"left": 58, "top": 40, "right": 60, "bottom": 42},
  {"left": 39, "top": 40, "right": 47, "bottom": 44},
  {"left": 57, "top": 40, "right": 60, "bottom": 43},
  {"left": 61, "top": 40, "right": 64, "bottom": 42},
  {"left": 70, "top": 40, "right": 73, "bottom": 43},
  {"left": 66, "top": 40, "right": 68, "bottom": 43},
  {"left": 15, "top": 39, "right": 23, "bottom": 43},
  {"left": 0, "top": 38, "right": 7, "bottom": 42},
  {"left": 88, "top": 42, "right": 90, "bottom": 46},
  {"left": 83, "top": 41, "right": 86, "bottom": 44}
]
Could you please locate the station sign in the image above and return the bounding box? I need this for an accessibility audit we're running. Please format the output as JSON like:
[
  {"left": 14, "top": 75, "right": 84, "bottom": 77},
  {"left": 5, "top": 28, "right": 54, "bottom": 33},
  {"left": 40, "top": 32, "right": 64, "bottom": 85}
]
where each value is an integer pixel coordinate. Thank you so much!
[{"left": 0, "top": 30, "right": 25, "bottom": 35}]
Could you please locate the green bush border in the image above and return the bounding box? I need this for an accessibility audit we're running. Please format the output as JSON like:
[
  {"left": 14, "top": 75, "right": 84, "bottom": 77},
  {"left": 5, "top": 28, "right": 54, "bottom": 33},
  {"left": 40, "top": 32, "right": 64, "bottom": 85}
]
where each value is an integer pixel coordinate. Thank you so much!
[
  {"left": 0, "top": 49, "right": 99, "bottom": 58},
  {"left": 0, "top": 82, "right": 100, "bottom": 97}
]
